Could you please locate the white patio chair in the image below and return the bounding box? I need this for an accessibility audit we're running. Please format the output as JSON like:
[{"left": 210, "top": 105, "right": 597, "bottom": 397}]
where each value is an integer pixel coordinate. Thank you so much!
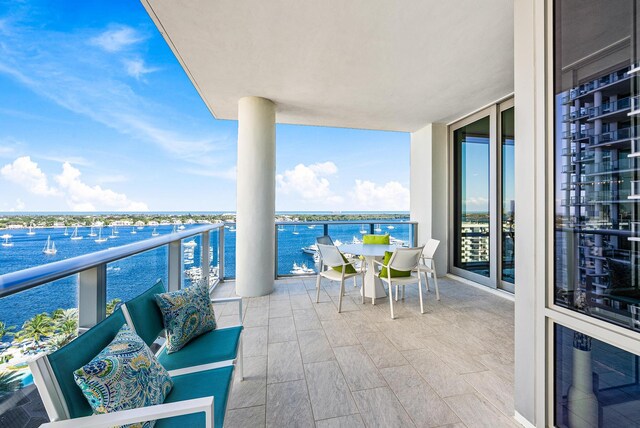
[
  {"left": 316, "top": 235, "right": 359, "bottom": 287},
  {"left": 417, "top": 239, "right": 440, "bottom": 300},
  {"left": 315, "top": 243, "right": 364, "bottom": 312},
  {"left": 373, "top": 246, "right": 424, "bottom": 319}
]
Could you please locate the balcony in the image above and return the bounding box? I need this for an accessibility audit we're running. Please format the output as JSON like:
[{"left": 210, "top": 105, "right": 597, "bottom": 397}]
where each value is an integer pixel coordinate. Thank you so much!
[
  {"left": 214, "top": 276, "right": 515, "bottom": 427},
  {"left": 0, "top": 220, "right": 516, "bottom": 427}
]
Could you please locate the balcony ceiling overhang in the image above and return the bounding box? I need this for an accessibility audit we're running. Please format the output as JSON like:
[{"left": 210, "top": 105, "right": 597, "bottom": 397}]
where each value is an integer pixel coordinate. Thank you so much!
[{"left": 142, "top": 0, "right": 514, "bottom": 132}]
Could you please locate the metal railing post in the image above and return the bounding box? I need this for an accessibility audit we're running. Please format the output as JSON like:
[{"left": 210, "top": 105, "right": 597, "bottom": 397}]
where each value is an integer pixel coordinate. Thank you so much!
[
  {"left": 412, "top": 223, "right": 419, "bottom": 247},
  {"left": 370, "top": 223, "right": 375, "bottom": 234},
  {"left": 168, "top": 240, "right": 182, "bottom": 292},
  {"left": 201, "top": 231, "right": 210, "bottom": 287},
  {"left": 323, "top": 223, "right": 329, "bottom": 237},
  {"left": 78, "top": 264, "right": 107, "bottom": 329},
  {"left": 274, "top": 224, "right": 279, "bottom": 279},
  {"left": 218, "top": 227, "right": 225, "bottom": 281}
]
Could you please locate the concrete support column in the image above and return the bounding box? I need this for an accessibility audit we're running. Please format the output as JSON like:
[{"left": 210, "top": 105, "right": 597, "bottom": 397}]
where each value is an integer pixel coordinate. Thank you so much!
[
  {"left": 410, "top": 123, "right": 448, "bottom": 275},
  {"left": 236, "top": 96, "right": 276, "bottom": 297}
]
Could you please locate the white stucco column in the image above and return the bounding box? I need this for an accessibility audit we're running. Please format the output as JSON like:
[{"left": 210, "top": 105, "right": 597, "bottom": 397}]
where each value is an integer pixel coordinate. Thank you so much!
[
  {"left": 410, "top": 123, "right": 448, "bottom": 275},
  {"left": 236, "top": 96, "right": 276, "bottom": 297}
]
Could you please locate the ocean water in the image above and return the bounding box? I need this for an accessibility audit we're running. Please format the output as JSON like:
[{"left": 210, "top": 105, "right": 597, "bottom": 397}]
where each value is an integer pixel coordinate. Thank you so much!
[{"left": 0, "top": 221, "right": 410, "bottom": 330}]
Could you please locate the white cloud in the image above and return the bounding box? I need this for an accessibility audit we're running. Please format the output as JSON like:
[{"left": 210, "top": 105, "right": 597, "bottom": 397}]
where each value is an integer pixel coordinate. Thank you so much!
[
  {"left": 55, "top": 162, "right": 148, "bottom": 212},
  {"left": 0, "top": 156, "right": 59, "bottom": 196},
  {"left": 351, "top": 180, "right": 409, "bottom": 211},
  {"left": 0, "top": 20, "right": 231, "bottom": 177},
  {"left": 10, "top": 198, "right": 25, "bottom": 212},
  {"left": 90, "top": 26, "right": 145, "bottom": 52},
  {"left": 464, "top": 197, "right": 489, "bottom": 210},
  {"left": 277, "top": 162, "right": 343, "bottom": 203},
  {"left": 124, "top": 58, "right": 159, "bottom": 80}
]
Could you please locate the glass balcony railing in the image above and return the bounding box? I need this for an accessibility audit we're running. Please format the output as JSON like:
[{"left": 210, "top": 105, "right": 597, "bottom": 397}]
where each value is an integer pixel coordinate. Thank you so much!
[
  {"left": 562, "top": 68, "right": 630, "bottom": 103},
  {"left": 275, "top": 221, "right": 417, "bottom": 276},
  {"left": 588, "top": 126, "right": 636, "bottom": 146},
  {"left": 0, "top": 223, "right": 224, "bottom": 410},
  {"left": 585, "top": 158, "right": 636, "bottom": 174},
  {"left": 588, "top": 97, "right": 631, "bottom": 118}
]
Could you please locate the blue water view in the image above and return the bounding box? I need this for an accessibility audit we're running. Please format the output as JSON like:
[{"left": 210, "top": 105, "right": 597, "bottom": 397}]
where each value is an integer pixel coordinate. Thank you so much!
[{"left": 0, "top": 220, "right": 410, "bottom": 330}]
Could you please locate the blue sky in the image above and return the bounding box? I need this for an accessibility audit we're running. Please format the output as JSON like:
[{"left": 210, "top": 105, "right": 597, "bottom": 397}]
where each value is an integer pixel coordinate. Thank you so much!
[{"left": 0, "top": 0, "right": 410, "bottom": 213}]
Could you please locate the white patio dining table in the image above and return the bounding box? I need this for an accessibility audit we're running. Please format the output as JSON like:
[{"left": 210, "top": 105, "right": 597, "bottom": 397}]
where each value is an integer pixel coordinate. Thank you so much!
[{"left": 338, "top": 243, "right": 397, "bottom": 301}]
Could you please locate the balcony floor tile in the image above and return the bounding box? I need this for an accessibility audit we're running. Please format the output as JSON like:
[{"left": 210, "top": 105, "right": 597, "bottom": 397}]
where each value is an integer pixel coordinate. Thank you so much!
[{"left": 218, "top": 276, "right": 515, "bottom": 427}]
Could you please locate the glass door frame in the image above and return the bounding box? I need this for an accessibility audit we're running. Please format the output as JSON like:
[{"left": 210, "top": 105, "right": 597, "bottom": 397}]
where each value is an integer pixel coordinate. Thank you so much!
[
  {"left": 499, "top": 98, "right": 515, "bottom": 293},
  {"left": 448, "top": 100, "right": 514, "bottom": 292}
]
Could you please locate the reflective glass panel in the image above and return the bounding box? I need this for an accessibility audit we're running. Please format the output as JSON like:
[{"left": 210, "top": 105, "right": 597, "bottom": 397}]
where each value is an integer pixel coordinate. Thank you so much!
[
  {"left": 502, "top": 107, "right": 515, "bottom": 284},
  {"left": 554, "top": 0, "right": 640, "bottom": 330},
  {"left": 454, "top": 116, "right": 491, "bottom": 277},
  {"left": 554, "top": 324, "right": 640, "bottom": 427}
]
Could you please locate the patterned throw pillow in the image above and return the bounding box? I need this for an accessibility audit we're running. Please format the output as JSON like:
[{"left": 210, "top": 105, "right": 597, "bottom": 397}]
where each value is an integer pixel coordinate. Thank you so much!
[
  {"left": 73, "top": 324, "right": 173, "bottom": 428},
  {"left": 154, "top": 282, "right": 217, "bottom": 353}
]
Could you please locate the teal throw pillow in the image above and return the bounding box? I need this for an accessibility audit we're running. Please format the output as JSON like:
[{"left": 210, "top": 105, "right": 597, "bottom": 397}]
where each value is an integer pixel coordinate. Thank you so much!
[
  {"left": 73, "top": 324, "right": 173, "bottom": 428},
  {"left": 331, "top": 252, "right": 357, "bottom": 274},
  {"left": 379, "top": 251, "right": 411, "bottom": 278},
  {"left": 363, "top": 234, "right": 390, "bottom": 245},
  {"left": 154, "top": 282, "right": 217, "bottom": 353}
]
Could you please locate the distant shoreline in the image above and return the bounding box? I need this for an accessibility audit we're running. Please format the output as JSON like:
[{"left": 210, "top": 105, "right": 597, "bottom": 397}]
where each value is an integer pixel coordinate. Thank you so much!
[{"left": 0, "top": 212, "right": 411, "bottom": 229}]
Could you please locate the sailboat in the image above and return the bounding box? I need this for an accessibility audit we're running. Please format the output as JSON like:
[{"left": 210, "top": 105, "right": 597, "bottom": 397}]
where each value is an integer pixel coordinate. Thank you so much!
[
  {"left": 292, "top": 225, "right": 299, "bottom": 235},
  {"left": 95, "top": 228, "right": 107, "bottom": 243},
  {"left": 152, "top": 227, "right": 160, "bottom": 237},
  {"left": 374, "top": 224, "right": 382, "bottom": 232},
  {"left": 131, "top": 227, "right": 137, "bottom": 234},
  {"left": 42, "top": 236, "right": 57, "bottom": 254},
  {"left": 307, "top": 224, "right": 316, "bottom": 229},
  {"left": 26, "top": 224, "right": 36, "bottom": 236},
  {"left": 359, "top": 224, "right": 367, "bottom": 234},
  {"left": 277, "top": 225, "right": 285, "bottom": 232},
  {"left": 70, "top": 226, "right": 83, "bottom": 240},
  {"left": 1, "top": 234, "right": 13, "bottom": 247},
  {"left": 63, "top": 227, "right": 69, "bottom": 236},
  {"left": 108, "top": 227, "right": 118, "bottom": 239},
  {"left": 88, "top": 226, "right": 97, "bottom": 237},
  {"left": 172, "top": 224, "right": 177, "bottom": 233},
  {"left": 387, "top": 225, "right": 395, "bottom": 230}
]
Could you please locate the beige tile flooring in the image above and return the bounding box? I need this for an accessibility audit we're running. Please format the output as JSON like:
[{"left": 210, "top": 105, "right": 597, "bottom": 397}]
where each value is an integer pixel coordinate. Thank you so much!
[{"left": 211, "top": 275, "right": 519, "bottom": 428}]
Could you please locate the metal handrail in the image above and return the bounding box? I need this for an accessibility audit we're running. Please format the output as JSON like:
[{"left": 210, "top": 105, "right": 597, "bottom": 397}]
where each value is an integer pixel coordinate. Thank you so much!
[
  {"left": 275, "top": 220, "right": 416, "bottom": 226},
  {"left": 0, "top": 223, "right": 224, "bottom": 298}
]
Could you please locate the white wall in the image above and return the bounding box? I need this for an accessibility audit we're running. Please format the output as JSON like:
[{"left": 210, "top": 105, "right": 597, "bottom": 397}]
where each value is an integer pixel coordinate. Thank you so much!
[{"left": 410, "top": 123, "right": 448, "bottom": 275}]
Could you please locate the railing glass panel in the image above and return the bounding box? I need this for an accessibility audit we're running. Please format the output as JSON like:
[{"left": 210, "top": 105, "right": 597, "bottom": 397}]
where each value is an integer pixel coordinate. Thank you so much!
[{"left": 107, "top": 246, "right": 168, "bottom": 306}]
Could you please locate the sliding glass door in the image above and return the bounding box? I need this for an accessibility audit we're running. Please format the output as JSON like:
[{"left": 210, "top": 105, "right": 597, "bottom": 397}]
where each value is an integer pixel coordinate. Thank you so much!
[{"left": 450, "top": 100, "right": 514, "bottom": 291}]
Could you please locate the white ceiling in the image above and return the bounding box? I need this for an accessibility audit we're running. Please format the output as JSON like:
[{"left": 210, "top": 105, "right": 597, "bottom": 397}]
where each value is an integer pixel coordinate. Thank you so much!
[{"left": 142, "top": 0, "right": 514, "bottom": 132}]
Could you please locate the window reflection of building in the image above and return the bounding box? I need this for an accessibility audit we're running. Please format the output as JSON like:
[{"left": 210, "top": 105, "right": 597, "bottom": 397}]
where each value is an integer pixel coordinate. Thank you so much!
[{"left": 557, "top": 60, "right": 640, "bottom": 330}]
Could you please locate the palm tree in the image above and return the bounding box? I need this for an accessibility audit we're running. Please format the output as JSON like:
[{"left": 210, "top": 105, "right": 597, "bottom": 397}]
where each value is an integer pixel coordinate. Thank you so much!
[
  {"left": 53, "top": 308, "right": 78, "bottom": 326},
  {"left": 57, "top": 319, "right": 78, "bottom": 339},
  {"left": 0, "top": 321, "right": 15, "bottom": 342},
  {"left": 17, "top": 313, "right": 54, "bottom": 346},
  {"left": 106, "top": 298, "right": 122, "bottom": 316},
  {"left": 0, "top": 371, "right": 21, "bottom": 398}
]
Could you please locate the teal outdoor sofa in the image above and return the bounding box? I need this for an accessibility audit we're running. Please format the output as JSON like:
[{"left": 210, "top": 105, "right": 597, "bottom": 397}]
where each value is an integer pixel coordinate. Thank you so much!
[
  {"left": 121, "top": 281, "right": 244, "bottom": 378},
  {"left": 28, "top": 282, "right": 244, "bottom": 428}
]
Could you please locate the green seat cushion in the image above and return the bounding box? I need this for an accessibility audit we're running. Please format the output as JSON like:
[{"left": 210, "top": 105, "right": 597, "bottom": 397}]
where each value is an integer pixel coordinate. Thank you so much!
[
  {"left": 156, "top": 366, "right": 234, "bottom": 428},
  {"left": 363, "top": 234, "right": 390, "bottom": 245},
  {"left": 331, "top": 253, "right": 357, "bottom": 274},
  {"left": 125, "top": 281, "right": 167, "bottom": 348},
  {"left": 155, "top": 283, "right": 217, "bottom": 353},
  {"left": 379, "top": 251, "right": 411, "bottom": 278},
  {"left": 47, "top": 309, "right": 127, "bottom": 419},
  {"left": 157, "top": 326, "right": 243, "bottom": 371},
  {"left": 73, "top": 324, "right": 173, "bottom": 427}
]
